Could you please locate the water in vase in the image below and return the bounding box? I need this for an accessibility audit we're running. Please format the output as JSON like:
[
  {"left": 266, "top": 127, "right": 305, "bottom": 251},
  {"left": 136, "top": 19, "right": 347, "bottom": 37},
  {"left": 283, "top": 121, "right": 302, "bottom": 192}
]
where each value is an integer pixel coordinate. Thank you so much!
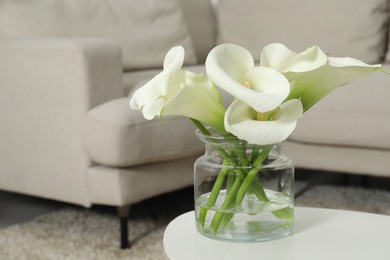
[{"left": 195, "top": 189, "right": 294, "bottom": 242}]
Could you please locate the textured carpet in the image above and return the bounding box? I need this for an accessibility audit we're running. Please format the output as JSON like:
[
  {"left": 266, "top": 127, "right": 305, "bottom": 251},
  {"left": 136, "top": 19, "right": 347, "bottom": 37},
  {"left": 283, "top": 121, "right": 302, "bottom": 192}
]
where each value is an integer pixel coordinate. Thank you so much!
[{"left": 0, "top": 183, "right": 390, "bottom": 260}]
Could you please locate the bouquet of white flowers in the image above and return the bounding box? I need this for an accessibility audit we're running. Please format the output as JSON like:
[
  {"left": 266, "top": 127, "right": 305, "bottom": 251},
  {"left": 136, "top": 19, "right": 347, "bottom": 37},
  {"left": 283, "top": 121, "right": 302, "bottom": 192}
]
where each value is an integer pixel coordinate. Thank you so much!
[{"left": 130, "top": 43, "right": 383, "bottom": 241}]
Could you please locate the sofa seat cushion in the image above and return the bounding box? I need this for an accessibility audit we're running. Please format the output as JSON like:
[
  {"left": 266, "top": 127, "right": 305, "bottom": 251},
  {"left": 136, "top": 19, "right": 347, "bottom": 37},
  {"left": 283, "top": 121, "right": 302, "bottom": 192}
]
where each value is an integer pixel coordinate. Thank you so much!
[
  {"left": 0, "top": 0, "right": 197, "bottom": 70},
  {"left": 288, "top": 64, "right": 390, "bottom": 150},
  {"left": 85, "top": 97, "right": 203, "bottom": 167},
  {"left": 217, "top": 0, "right": 388, "bottom": 63}
]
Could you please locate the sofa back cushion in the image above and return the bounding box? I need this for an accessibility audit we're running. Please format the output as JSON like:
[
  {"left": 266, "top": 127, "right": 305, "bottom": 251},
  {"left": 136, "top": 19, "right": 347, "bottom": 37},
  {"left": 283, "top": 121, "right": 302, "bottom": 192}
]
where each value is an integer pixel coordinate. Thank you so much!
[
  {"left": 386, "top": 31, "right": 390, "bottom": 62},
  {"left": 217, "top": 0, "right": 388, "bottom": 63},
  {"left": 0, "top": 0, "right": 197, "bottom": 70},
  {"left": 178, "top": 0, "right": 217, "bottom": 62}
]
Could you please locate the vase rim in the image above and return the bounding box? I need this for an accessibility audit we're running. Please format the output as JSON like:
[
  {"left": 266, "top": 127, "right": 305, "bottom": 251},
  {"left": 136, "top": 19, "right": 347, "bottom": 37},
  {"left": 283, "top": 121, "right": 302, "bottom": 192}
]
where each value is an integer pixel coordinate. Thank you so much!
[{"left": 195, "top": 128, "right": 283, "bottom": 147}]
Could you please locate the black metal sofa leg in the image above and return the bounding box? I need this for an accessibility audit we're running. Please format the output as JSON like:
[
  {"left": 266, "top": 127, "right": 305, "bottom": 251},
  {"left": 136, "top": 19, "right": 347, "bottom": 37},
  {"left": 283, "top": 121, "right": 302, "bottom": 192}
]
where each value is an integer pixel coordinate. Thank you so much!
[{"left": 117, "top": 205, "right": 131, "bottom": 249}]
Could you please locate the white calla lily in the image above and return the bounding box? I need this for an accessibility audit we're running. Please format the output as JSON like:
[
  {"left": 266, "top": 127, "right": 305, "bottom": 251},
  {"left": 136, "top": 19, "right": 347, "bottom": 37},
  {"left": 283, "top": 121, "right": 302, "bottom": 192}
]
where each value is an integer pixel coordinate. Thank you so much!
[
  {"left": 259, "top": 43, "right": 384, "bottom": 112},
  {"left": 206, "top": 44, "right": 290, "bottom": 112},
  {"left": 225, "top": 99, "right": 303, "bottom": 145},
  {"left": 130, "top": 46, "right": 226, "bottom": 132},
  {"left": 130, "top": 46, "right": 185, "bottom": 119},
  {"left": 286, "top": 56, "right": 383, "bottom": 111}
]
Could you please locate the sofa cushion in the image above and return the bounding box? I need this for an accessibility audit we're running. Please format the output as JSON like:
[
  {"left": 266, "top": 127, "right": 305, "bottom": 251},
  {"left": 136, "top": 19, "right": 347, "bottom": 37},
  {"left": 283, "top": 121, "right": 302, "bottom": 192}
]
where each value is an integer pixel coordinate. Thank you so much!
[
  {"left": 85, "top": 97, "right": 203, "bottom": 167},
  {"left": 178, "top": 0, "right": 217, "bottom": 63},
  {"left": 0, "top": 0, "right": 197, "bottom": 70},
  {"left": 288, "top": 63, "right": 390, "bottom": 150},
  {"left": 217, "top": 0, "right": 388, "bottom": 63},
  {"left": 386, "top": 31, "right": 390, "bottom": 62}
]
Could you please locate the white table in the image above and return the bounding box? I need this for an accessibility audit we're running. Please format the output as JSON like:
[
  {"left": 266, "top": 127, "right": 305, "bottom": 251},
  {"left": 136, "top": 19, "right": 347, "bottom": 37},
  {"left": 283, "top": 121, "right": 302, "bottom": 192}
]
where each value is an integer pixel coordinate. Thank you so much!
[{"left": 164, "top": 207, "right": 390, "bottom": 260}]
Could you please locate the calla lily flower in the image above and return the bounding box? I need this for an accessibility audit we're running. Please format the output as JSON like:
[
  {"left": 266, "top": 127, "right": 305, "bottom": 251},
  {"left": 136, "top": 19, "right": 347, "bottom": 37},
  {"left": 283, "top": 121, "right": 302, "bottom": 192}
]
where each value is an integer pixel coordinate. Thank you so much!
[
  {"left": 206, "top": 44, "right": 290, "bottom": 113},
  {"left": 288, "top": 57, "right": 383, "bottom": 111},
  {"left": 130, "top": 46, "right": 185, "bottom": 119},
  {"left": 161, "top": 71, "right": 226, "bottom": 132},
  {"left": 225, "top": 99, "right": 303, "bottom": 145},
  {"left": 130, "top": 46, "right": 226, "bottom": 132},
  {"left": 260, "top": 43, "right": 384, "bottom": 111}
]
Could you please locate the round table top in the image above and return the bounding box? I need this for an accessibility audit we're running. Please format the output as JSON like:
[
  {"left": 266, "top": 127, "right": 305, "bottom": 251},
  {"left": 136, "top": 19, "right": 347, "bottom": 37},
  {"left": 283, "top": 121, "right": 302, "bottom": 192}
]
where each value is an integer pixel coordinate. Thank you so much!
[{"left": 163, "top": 207, "right": 390, "bottom": 260}]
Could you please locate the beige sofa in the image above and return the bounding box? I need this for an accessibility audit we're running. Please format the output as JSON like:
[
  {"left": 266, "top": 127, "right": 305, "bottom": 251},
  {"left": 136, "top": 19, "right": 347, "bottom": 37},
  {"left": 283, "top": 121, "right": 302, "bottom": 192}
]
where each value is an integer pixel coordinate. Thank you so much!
[{"left": 0, "top": 0, "right": 389, "bottom": 247}]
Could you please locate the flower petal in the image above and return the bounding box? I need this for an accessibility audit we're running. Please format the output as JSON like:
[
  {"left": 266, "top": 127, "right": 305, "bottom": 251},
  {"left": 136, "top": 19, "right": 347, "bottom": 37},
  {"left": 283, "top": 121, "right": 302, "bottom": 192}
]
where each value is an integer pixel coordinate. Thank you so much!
[
  {"left": 206, "top": 43, "right": 254, "bottom": 82},
  {"left": 129, "top": 76, "right": 161, "bottom": 110},
  {"left": 260, "top": 43, "right": 327, "bottom": 73},
  {"left": 163, "top": 46, "right": 185, "bottom": 72},
  {"left": 206, "top": 44, "right": 289, "bottom": 112},
  {"left": 141, "top": 97, "right": 167, "bottom": 120},
  {"left": 327, "top": 57, "right": 382, "bottom": 68},
  {"left": 272, "top": 99, "right": 303, "bottom": 122},
  {"left": 225, "top": 99, "right": 303, "bottom": 145},
  {"left": 243, "top": 67, "right": 290, "bottom": 111}
]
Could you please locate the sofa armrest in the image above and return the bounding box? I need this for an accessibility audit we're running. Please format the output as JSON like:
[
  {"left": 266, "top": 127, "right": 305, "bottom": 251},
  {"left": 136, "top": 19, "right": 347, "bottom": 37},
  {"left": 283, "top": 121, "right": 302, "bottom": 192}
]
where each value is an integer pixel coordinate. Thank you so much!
[{"left": 0, "top": 38, "right": 123, "bottom": 206}]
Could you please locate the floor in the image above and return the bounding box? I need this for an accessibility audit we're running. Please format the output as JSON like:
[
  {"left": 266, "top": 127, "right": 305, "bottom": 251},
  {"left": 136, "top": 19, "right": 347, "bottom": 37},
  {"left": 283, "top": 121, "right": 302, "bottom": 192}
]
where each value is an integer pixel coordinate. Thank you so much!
[
  {"left": 1, "top": 170, "right": 389, "bottom": 230},
  {"left": 0, "top": 190, "right": 67, "bottom": 229}
]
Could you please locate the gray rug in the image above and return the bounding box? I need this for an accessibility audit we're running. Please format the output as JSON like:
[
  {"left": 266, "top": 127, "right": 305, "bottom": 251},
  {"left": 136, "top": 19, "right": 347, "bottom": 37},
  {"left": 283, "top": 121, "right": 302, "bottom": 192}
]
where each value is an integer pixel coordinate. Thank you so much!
[{"left": 1, "top": 183, "right": 390, "bottom": 259}]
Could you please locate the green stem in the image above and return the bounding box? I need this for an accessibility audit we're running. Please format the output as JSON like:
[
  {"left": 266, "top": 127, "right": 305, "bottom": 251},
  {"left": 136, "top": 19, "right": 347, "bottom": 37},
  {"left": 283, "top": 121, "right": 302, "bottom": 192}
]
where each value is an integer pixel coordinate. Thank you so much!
[
  {"left": 190, "top": 118, "right": 211, "bottom": 136},
  {"left": 190, "top": 118, "right": 234, "bottom": 164},
  {"left": 198, "top": 160, "right": 230, "bottom": 228},
  {"left": 190, "top": 118, "right": 275, "bottom": 234},
  {"left": 226, "top": 170, "right": 235, "bottom": 193},
  {"left": 229, "top": 144, "right": 269, "bottom": 203},
  {"left": 235, "top": 147, "right": 272, "bottom": 205},
  {"left": 220, "top": 212, "right": 234, "bottom": 229},
  {"left": 251, "top": 145, "right": 260, "bottom": 163},
  {"left": 210, "top": 147, "right": 271, "bottom": 234},
  {"left": 252, "top": 179, "right": 269, "bottom": 202},
  {"left": 210, "top": 172, "right": 244, "bottom": 234}
]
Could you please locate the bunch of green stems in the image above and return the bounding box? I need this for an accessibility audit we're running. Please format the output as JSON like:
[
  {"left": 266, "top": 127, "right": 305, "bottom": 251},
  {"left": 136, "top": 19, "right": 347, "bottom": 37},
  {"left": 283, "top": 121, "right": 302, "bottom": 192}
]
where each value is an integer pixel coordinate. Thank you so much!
[{"left": 192, "top": 119, "right": 292, "bottom": 234}]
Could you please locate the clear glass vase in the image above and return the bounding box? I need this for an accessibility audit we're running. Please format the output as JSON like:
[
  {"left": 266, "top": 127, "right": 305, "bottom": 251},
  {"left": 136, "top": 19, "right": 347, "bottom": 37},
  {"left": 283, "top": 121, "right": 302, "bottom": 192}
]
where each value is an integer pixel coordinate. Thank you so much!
[{"left": 194, "top": 129, "right": 294, "bottom": 242}]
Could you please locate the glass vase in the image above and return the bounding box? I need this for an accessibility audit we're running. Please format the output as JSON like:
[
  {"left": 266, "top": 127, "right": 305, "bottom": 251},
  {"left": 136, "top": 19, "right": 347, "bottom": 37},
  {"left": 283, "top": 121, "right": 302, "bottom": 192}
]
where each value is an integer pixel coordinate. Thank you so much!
[{"left": 194, "top": 129, "right": 294, "bottom": 242}]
